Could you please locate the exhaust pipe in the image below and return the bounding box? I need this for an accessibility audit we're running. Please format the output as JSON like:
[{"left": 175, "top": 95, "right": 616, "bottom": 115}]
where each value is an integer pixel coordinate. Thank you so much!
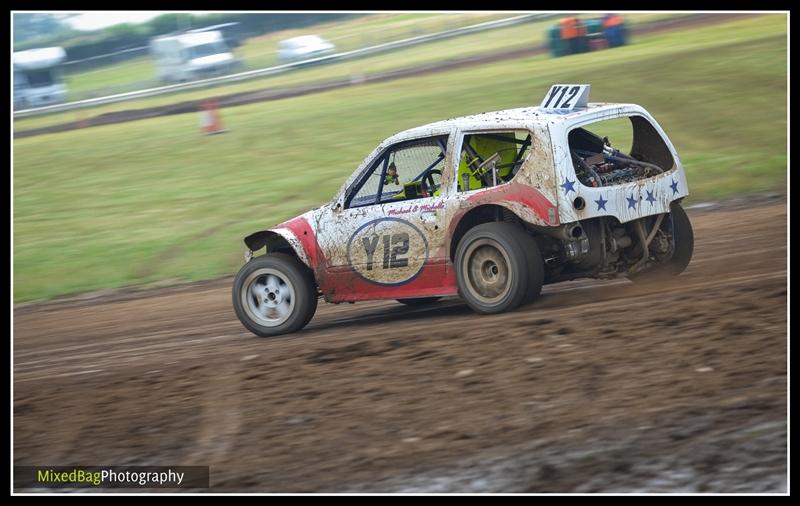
[{"left": 532, "top": 223, "right": 584, "bottom": 241}]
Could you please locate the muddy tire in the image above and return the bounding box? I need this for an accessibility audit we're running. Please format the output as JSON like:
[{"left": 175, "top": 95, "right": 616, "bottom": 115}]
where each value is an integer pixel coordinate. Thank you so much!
[
  {"left": 232, "top": 253, "right": 318, "bottom": 337},
  {"left": 519, "top": 232, "right": 545, "bottom": 304},
  {"left": 630, "top": 202, "right": 694, "bottom": 281},
  {"left": 455, "top": 222, "right": 544, "bottom": 314},
  {"left": 396, "top": 297, "right": 441, "bottom": 306}
]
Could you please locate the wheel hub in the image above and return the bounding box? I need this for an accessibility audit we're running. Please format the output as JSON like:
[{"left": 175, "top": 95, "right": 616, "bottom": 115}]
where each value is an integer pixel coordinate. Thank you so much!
[
  {"left": 242, "top": 269, "right": 296, "bottom": 327},
  {"left": 463, "top": 240, "right": 511, "bottom": 303},
  {"left": 482, "top": 260, "right": 500, "bottom": 280}
]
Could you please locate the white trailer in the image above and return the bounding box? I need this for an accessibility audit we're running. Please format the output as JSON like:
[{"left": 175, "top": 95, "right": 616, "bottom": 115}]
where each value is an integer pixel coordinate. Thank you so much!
[
  {"left": 13, "top": 47, "right": 68, "bottom": 109},
  {"left": 149, "top": 31, "right": 240, "bottom": 83}
]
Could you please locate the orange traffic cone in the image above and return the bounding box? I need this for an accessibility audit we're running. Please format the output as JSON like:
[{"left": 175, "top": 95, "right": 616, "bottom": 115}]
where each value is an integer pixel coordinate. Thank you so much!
[{"left": 199, "top": 99, "right": 227, "bottom": 135}]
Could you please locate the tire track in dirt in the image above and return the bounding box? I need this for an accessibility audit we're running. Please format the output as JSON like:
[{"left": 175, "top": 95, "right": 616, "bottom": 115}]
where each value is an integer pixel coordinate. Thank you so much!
[
  {"left": 13, "top": 221, "right": 786, "bottom": 369},
  {"left": 186, "top": 362, "right": 244, "bottom": 469},
  {"left": 13, "top": 198, "right": 787, "bottom": 492},
  {"left": 13, "top": 200, "right": 786, "bottom": 381},
  {"left": 13, "top": 256, "right": 786, "bottom": 381}
]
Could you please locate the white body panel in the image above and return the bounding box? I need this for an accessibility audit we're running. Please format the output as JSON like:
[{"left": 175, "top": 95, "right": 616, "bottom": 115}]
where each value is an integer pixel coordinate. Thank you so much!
[
  {"left": 257, "top": 101, "right": 690, "bottom": 299},
  {"left": 547, "top": 104, "right": 689, "bottom": 224},
  {"left": 313, "top": 127, "right": 459, "bottom": 275}
]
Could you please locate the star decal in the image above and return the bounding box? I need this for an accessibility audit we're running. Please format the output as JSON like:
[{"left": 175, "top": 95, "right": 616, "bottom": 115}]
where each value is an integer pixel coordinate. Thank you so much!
[
  {"left": 645, "top": 189, "right": 656, "bottom": 205},
  {"left": 626, "top": 193, "right": 638, "bottom": 210},
  {"left": 670, "top": 179, "right": 679, "bottom": 195},
  {"left": 595, "top": 194, "right": 608, "bottom": 211},
  {"left": 561, "top": 177, "right": 576, "bottom": 195}
]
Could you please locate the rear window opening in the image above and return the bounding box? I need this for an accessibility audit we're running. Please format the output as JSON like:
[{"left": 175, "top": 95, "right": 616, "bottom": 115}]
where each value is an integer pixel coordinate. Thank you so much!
[{"left": 568, "top": 116, "right": 675, "bottom": 188}]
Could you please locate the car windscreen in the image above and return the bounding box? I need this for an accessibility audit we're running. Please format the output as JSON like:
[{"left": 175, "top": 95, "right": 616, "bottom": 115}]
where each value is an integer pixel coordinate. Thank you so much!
[
  {"left": 188, "top": 42, "right": 227, "bottom": 59},
  {"left": 23, "top": 68, "right": 57, "bottom": 87}
]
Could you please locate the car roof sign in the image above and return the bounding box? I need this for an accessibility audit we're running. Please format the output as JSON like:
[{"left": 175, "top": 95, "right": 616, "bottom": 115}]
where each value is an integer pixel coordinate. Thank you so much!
[{"left": 540, "top": 84, "right": 591, "bottom": 110}]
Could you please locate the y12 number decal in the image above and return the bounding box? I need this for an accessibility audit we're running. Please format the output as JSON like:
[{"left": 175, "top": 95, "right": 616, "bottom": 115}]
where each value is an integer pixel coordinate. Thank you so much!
[
  {"left": 540, "top": 84, "right": 591, "bottom": 110},
  {"left": 362, "top": 232, "right": 409, "bottom": 271},
  {"left": 347, "top": 218, "right": 428, "bottom": 285}
]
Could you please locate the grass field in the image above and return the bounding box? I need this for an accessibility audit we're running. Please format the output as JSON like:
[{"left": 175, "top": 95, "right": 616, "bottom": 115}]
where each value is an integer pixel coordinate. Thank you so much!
[
  {"left": 60, "top": 13, "right": 513, "bottom": 101},
  {"left": 13, "top": 14, "right": 787, "bottom": 303},
  {"left": 17, "top": 13, "right": 680, "bottom": 131}
]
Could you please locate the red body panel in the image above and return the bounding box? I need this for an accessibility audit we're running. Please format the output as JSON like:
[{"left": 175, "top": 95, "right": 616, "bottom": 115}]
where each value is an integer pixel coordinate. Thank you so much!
[
  {"left": 279, "top": 215, "right": 323, "bottom": 268},
  {"left": 321, "top": 260, "right": 457, "bottom": 302},
  {"left": 465, "top": 182, "right": 558, "bottom": 225}
]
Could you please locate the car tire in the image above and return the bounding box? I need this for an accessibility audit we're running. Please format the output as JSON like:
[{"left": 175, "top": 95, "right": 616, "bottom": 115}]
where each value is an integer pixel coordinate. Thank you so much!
[
  {"left": 396, "top": 297, "right": 441, "bottom": 306},
  {"left": 519, "top": 232, "right": 545, "bottom": 304},
  {"left": 232, "top": 253, "right": 318, "bottom": 337},
  {"left": 629, "top": 202, "right": 694, "bottom": 281},
  {"left": 455, "top": 222, "right": 544, "bottom": 314}
]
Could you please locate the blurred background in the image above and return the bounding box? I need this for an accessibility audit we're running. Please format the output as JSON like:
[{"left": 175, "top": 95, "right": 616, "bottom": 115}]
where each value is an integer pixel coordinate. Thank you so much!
[
  {"left": 12, "top": 11, "right": 787, "bottom": 493},
  {"left": 12, "top": 11, "right": 787, "bottom": 303}
]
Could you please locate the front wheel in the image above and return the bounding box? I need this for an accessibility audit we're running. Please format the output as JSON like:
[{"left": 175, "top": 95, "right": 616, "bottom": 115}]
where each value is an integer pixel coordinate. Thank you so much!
[{"left": 232, "top": 253, "right": 318, "bottom": 337}]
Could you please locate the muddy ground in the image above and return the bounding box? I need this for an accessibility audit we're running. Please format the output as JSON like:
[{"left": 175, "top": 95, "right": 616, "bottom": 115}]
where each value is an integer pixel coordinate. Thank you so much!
[{"left": 13, "top": 197, "right": 787, "bottom": 493}]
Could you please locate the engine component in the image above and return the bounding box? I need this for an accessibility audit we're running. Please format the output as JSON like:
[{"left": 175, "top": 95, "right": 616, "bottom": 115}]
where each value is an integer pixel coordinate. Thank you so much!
[
  {"left": 610, "top": 234, "right": 632, "bottom": 252},
  {"left": 563, "top": 237, "right": 590, "bottom": 260},
  {"left": 571, "top": 149, "right": 663, "bottom": 187},
  {"left": 572, "top": 219, "right": 604, "bottom": 270}
]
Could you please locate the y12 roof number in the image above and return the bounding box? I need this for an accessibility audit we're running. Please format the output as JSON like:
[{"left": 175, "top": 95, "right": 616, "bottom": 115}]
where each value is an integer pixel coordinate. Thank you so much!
[{"left": 540, "top": 84, "right": 591, "bottom": 110}]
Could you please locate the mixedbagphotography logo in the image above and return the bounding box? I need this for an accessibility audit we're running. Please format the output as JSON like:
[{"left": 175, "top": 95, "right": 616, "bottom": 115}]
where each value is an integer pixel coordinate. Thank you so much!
[{"left": 14, "top": 466, "right": 210, "bottom": 489}]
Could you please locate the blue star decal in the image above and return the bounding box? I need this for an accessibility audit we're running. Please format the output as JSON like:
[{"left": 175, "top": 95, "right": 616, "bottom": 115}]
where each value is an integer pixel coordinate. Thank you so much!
[
  {"left": 670, "top": 179, "right": 679, "bottom": 195},
  {"left": 626, "top": 193, "right": 638, "bottom": 210},
  {"left": 595, "top": 194, "right": 608, "bottom": 211},
  {"left": 645, "top": 190, "right": 656, "bottom": 205},
  {"left": 561, "top": 177, "right": 576, "bottom": 195}
]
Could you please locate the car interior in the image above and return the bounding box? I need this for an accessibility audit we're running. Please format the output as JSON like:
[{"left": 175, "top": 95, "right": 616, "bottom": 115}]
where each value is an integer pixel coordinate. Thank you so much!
[{"left": 346, "top": 130, "right": 533, "bottom": 208}]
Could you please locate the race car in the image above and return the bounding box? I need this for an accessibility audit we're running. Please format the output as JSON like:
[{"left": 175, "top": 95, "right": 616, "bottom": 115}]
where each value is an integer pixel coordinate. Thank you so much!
[{"left": 233, "top": 84, "right": 693, "bottom": 337}]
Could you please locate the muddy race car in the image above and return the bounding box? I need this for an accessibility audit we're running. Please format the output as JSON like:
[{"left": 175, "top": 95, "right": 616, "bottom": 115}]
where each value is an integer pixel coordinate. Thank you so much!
[{"left": 233, "top": 84, "right": 693, "bottom": 337}]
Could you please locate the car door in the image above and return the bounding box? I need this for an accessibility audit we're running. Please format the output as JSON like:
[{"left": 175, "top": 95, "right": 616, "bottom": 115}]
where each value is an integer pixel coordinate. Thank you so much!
[{"left": 315, "top": 132, "right": 459, "bottom": 302}]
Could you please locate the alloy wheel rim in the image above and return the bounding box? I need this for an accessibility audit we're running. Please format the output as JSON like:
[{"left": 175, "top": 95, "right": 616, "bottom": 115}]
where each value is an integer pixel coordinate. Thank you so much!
[
  {"left": 241, "top": 268, "right": 296, "bottom": 327},
  {"left": 462, "top": 238, "right": 512, "bottom": 305}
]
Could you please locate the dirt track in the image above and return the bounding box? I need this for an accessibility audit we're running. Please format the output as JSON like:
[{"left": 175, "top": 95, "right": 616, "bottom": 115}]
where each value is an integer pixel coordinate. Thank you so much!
[{"left": 13, "top": 197, "right": 787, "bottom": 492}]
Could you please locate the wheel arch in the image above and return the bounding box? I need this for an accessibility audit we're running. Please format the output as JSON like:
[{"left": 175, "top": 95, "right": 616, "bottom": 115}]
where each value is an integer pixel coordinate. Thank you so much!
[
  {"left": 448, "top": 203, "right": 536, "bottom": 263},
  {"left": 244, "top": 229, "right": 311, "bottom": 269}
]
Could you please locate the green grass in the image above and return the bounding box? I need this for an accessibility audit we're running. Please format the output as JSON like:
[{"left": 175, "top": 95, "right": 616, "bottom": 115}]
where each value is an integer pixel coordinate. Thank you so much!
[
  {"left": 64, "top": 57, "right": 157, "bottom": 99},
  {"left": 237, "top": 12, "right": 513, "bottom": 69},
  {"left": 59, "top": 13, "right": 513, "bottom": 101},
  {"left": 18, "top": 12, "right": 680, "bottom": 131},
  {"left": 13, "top": 14, "right": 787, "bottom": 303}
]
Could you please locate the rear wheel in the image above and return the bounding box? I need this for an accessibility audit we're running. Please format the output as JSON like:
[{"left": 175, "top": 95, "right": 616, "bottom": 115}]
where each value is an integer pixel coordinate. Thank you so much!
[
  {"left": 663, "top": 202, "right": 694, "bottom": 275},
  {"left": 519, "top": 232, "right": 545, "bottom": 304},
  {"left": 397, "top": 297, "right": 441, "bottom": 306},
  {"left": 630, "top": 202, "right": 694, "bottom": 281},
  {"left": 232, "top": 253, "right": 318, "bottom": 337},
  {"left": 455, "top": 222, "right": 544, "bottom": 314}
]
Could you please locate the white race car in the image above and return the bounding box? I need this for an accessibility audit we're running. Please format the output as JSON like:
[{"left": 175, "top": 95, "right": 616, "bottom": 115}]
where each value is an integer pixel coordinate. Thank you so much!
[{"left": 233, "top": 84, "right": 693, "bottom": 337}]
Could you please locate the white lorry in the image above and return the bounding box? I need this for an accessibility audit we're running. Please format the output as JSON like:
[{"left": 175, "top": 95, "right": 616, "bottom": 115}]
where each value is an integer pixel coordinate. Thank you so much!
[
  {"left": 149, "top": 31, "right": 240, "bottom": 83},
  {"left": 13, "top": 47, "right": 68, "bottom": 109}
]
